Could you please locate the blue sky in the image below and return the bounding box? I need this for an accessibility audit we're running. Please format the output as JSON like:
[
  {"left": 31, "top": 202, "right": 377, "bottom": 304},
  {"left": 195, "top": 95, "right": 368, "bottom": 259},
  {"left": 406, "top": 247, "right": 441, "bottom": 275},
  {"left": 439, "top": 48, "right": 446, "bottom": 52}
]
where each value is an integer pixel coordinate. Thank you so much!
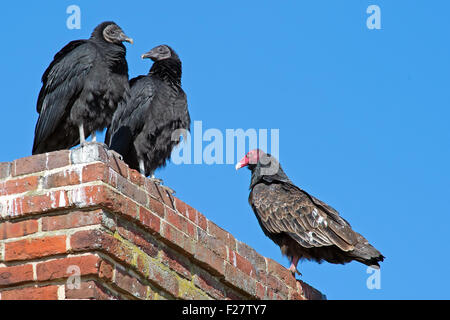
[{"left": 1, "top": 1, "right": 449, "bottom": 299}]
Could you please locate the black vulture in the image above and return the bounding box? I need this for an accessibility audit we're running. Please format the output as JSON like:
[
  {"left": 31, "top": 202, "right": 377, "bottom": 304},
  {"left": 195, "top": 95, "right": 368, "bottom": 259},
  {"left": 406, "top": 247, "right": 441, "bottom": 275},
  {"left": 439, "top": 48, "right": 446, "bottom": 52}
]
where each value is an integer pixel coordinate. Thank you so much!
[
  {"left": 236, "top": 149, "right": 384, "bottom": 275},
  {"left": 106, "top": 45, "right": 190, "bottom": 181},
  {"left": 32, "top": 21, "right": 133, "bottom": 155}
]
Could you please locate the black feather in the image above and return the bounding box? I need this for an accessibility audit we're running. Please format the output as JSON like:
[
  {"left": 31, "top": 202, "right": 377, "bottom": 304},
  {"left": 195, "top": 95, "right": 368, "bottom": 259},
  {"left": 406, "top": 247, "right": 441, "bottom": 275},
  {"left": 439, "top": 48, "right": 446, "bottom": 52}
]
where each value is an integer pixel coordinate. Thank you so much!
[
  {"left": 32, "top": 21, "right": 130, "bottom": 155},
  {"left": 106, "top": 45, "right": 191, "bottom": 176}
]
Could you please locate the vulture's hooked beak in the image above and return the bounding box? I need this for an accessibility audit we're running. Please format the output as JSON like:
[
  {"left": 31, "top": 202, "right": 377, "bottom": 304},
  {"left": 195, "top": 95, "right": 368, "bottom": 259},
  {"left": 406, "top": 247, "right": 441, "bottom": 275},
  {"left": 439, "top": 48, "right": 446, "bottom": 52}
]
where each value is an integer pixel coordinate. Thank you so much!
[
  {"left": 235, "top": 156, "right": 249, "bottom": 170},
  {"left": 141, "top": 50, "right": 156, "bottom": 60},
  {"left": 120, "top": 32, "right": 133, "bottom": 44}
]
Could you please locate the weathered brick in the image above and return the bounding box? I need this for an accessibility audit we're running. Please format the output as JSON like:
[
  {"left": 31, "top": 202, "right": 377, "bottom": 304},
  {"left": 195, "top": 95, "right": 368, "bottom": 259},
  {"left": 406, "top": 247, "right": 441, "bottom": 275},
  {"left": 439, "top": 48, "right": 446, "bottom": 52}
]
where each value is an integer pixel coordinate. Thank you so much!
[
  {"left": 0, "top": 175, "right": 39, "bottom": 196},
  {"left": 207, "top": 220, "right": 236, "bottom": 250},
  {"left": 70, "top": 229, "right": 135, "bottom": 269},
  {"left": 108, "top": 152, "right": 129, "bottom": 178},
  {"left": 0, "top": 190, "right": 70, "bottom": 219},
  {"left": 266, "top": 258, "right": 297, "bottom": 289},
  {"left": 116, "top": 220, "right": 159, "bottom": 258},
  {"left": 65, "top": 280, "right": 117, "bottom": 300},
  {"left": 139, "top": 206, "right": 161, "bottom": 235},
  {"left": 36, "top": 254, "right": 101, "bottom": 281},
  {"left": 197, "top": 228, "right": 227, "bottom": 260},
  {"left": 47, "top": 150, "right": 71, "bottom": 171},
  {"left": 193, "top": 268, "right": 226, "bottom": 300},
  {"left": 236, "top": 241, "right": 267, "bottom": 274},
  {"left": 186, "top": 204, "right": 207, "bottom": 231},
  {"left": 114, "top": 268, "right": 148, "bottom": 299},
  {"left": 160, "top": 247, "right": 192, "bottom": 280},
  {"left": 298, "top": 280, "right": 326, "bottom": 300},
  {"left": 81, "top": 162, "right": 108, "bottom": 183},
  {"left": 1, "top": 285, "right": 59, "bottom": 300},
  {"left": 43, "top": 169, "right": 80, "bottom": 189},
  {"left": 0, "top": 219, "right": 39, "bottom": 240},
  {"left": 0, "top": 162, "right": 11, "bottom": 180},
  {"left": 161, "top": 221, "right": 195, "bottom": 257},
  {"left": 165, "top": 207, "right": 196, "bottom": 239},
  {"left": 0, "top": 264, "right": 34, "bottom": 286},
  {"left": 227, "top": 248, "right": 256, "bottom": 278},
  {"left": 145, "top": 258, "right": 179, "bottom": 298},
  {"left": 149, "top": 197, "right": 165, "bottom": 218},
  {"left": 129, "top": 169, "right": 145, "bottom": 187},
  {"left": 223, "top": 263, "right": 257, "bottom": 298},
  {"left": 193, "top": 244, "right": 225, "bottom": 277},
  {"left": 4, "top": 235, "right": 67, "bottom": 261},
  {"left": 41, "top": 210, "right": 103, "bottom": 231},
  {"left": 13, "top": 153, "right": 47, "bottom": 177}
]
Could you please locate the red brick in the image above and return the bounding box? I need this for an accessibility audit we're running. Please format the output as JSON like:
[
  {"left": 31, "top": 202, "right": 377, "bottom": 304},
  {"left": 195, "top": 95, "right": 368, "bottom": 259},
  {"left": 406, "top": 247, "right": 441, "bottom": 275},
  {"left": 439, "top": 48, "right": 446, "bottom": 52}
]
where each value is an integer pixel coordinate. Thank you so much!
[
  {"left": 41, "top": 210, "right": 103, "bottom": 231},
  {"left": 236, "top": 241, "right": 266, "bottom": 274},
  {"left": 108, "top": 153, "right": 129, "bottom": 178},
  {"left": 43, "top": 169, "right": 80, "bottom": 189},
  {"left": 193, "top": 269, "right": 225, "bottom": 299},
  {"left": 160, "top": 247, "right": 192, "bottom": 280},
  {"left": 116, "top": 220, "right": 159, "bottom": 258},
  {"left": 161, "top": 221, "right": 195, "bottom": 256},
  {"left": 227, "top": 248, "right": 256, "bottom": 278},
  {"left": 145, "top": 258, "right": 179, "bottom": 298},
  {"left": 193, "top": 245, "right": 225, "bottom": 277},
  {"left": 70, "top": 229, "right": 135, "bottom": 268},
  {"left": 223, "top": 263, "right": 257, "bottom": 298},
  {"left": 36, "top": 255, "right": 101, "bottom": 281},
  {"left": 207, "top": 220, "right": 236, "bottom": 250},
  {"left": 0, "top": 176, "right": 39, "bottom": 196},
  {"left": 0, "top": 264, "right": 34, "bottom": 286},
  {"left": 197, "top": 228, "right": 227, "bottom": 260},
  {"left": 81, "top": 162, "right": 108, "bottom": 183},
  {"left": 149, "top": 197, "right": 165, "bottom": 218},
  {"left": 65, "top": 280, "right": 117, "bottom": 300},
  {"left": 174, "top": 197, "right": 188, "bottom": 217},
  {"left": 114, "top": 268, "right": 148, "bottom": 299},
  {"left": 4, "top": 235, "right": 67, "bottom": 261},
  {"left": 1, "top": 285, "right": 59, "bottom": 300},
  {"left": 144, "top": 179, "right": 159, "bottom": 197},
  {"left": 0, "top": 219, "right": 39, "bottom": 240},
  {"left": 165, "top": 208, "right": 196, "bottom": 239},
  {"left": 139, "top": 206, "right": 161, "bottom": 235},
  {"left": 266, "top": 258, "right": 297, "bottom": 289},
  {"left": 99, "top": 260, "right": 114, "bottom": 282},
  {"left": 47, "top": 150, "right": 71, "bottom": 170},
  {"left": 256, "top": 281, "right": 266, "bottom": 300},
  {"left": 13, "top": 153, "right": 47, "bottom": 177},
  {"left": 297, "top": 280, "right": 325, "bottom": 300},
  {"left": 0, "top": 190, "right": 70, "bottom": 219},
  {"left": 129, "top": 169, "right": 145, "bottom": 187}
]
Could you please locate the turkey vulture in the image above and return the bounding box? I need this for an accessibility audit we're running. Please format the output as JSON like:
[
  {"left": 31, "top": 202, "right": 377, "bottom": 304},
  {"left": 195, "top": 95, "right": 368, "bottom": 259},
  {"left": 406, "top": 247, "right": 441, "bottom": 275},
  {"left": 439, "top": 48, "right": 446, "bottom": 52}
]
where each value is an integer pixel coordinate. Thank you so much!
[
  {"left": 106, "top": 45, "right": 190, "bottom": 179},
  {"left": 32, "top": 21, "right": 133, "bottom": 155},
  {"left": 236, "top": 149, "right": 384, "bottom": 275}
]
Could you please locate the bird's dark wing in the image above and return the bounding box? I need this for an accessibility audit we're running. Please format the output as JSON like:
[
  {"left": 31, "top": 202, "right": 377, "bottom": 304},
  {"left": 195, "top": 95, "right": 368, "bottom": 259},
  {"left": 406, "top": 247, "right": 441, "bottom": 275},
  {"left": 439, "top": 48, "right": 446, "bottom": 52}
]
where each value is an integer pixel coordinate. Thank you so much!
[
  {"left": 33, "top": 40, "right": 96, "bottom": 153},
  {"left": 249, "top": 182, "right": 359, "bottom": 252},
  {"left": 107, "top": 76, "right": 156, "bottom": 153}
]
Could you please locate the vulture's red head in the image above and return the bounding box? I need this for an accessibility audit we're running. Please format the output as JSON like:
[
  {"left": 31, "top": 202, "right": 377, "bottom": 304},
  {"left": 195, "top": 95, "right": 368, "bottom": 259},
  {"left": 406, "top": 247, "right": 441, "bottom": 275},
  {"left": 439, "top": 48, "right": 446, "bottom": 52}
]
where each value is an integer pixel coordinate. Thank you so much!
[{"left": 235, "top": 149, "right": 265, "bottom": 170}]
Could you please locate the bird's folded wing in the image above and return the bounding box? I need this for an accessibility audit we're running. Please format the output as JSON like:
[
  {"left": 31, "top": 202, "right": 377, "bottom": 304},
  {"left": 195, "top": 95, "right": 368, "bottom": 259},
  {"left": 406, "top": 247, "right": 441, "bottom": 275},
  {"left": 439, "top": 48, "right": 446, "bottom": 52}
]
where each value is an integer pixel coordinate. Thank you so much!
[
  {"left": 34, "top": 40, "right": 96, "bottom": 150},
  {"left": 251, "top": 183, "right": 358, "bottom": 251}
]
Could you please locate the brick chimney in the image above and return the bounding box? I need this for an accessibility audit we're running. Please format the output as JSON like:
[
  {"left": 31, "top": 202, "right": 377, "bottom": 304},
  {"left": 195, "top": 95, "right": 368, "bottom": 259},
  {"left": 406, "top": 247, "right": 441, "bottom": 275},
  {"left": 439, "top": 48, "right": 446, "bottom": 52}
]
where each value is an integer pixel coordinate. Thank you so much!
[{"left": 0, "top": 144, "right": 325, "bottom": 300}]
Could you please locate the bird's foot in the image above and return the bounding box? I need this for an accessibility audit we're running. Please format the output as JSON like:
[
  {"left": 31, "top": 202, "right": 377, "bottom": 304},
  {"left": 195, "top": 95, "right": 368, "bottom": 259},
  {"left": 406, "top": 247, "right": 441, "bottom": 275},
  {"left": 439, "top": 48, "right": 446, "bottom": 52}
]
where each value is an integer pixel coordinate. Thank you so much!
[
  {"left": 289, "top": 258, "right": 302, "bottom": 277},
  {"left": 107, "top": 149, "right": 123, "bottom": 161},
  {"left": 289, "top": 264, "right": 302, "bottom": 276},
  {"left": 149, "top": 177, "right": 163, "bottom": 185},
  {"left": 149, "top": 177, "right": 175, "bottom": 195}
]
